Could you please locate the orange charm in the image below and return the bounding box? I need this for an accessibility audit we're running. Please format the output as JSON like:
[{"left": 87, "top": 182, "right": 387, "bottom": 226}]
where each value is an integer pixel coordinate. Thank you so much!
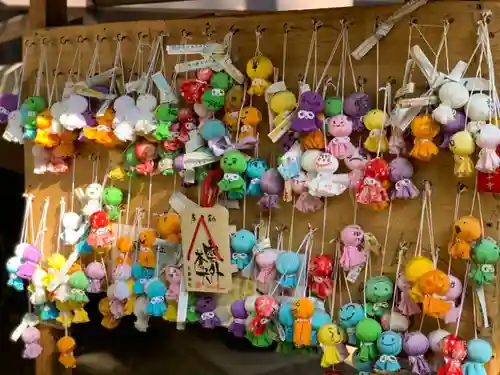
[{"left": 292, "top": 298, "right": 315, "bottom": 347}]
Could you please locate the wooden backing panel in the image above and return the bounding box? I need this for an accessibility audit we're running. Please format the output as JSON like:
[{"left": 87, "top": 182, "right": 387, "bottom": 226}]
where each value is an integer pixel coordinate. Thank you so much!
[{"left": 19, "top": 2, "right": 500, "bottom": 371}]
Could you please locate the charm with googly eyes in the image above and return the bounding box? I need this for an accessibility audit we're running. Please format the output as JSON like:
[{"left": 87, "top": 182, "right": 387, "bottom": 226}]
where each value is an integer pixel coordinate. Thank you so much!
[
  {"left": 202, "top": 87, "right": 226, "bottom": 111},
  {"left": 326, "top": 114, "right": 354, "bottom": 159},
  {"left": 290, "top": 91, "right": 324, "bottom": 133}
]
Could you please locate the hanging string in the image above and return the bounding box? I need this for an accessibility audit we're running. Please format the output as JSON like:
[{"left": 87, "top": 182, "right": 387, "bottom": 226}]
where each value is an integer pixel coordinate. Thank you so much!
[
  {"left": 448, "top": 186, "right": 465, "bottom": 274},
  {"left": 288, "top": 196, "right": 296, "bottom": 250},
  {"left": 329, "top": 241, "right": 340, "bottom": 318},
  {"left": 56, "top": 198, "right": 66, "bottom": 254},
  {"left": 282, "top": 25, "right": 289, "bottom": 80},
  {"left": 34, "top": 198, "right": 50, "bottom": 259},
  {"left": 302, "top": 26, "right": 318, "bottom": 86},
  {"left": 389, "top": 245, "right": 404, "bottom": 330},
  {"left": 126, "top": 176, "right": 133, "bottom": 225},
  {"left": 33, "top": 41, "right": 47, "bottom": 97},
  {"left": 147, "top": 173, "right": 153, "bottom": 228},
  {"left": 414, "top": 190, "right": 428, "bottom": 257},
  {"left": 425, "top": 186, "right": 437, "bottom": 266},
  {"left": 379, "top": 200, "right": 393, "bottom": 276},
  {"left": 47, "top": 42, "right": 64, "bottom": 107},
  {"left": 375, "top": 26, "right": 380, "bottom": 108},
  {"left": 20, "top": 193, "right": 34, "bottom": 245},
  {"left": 70, "top": 157, "right": 76, "bottom": 212},
  {"left": 471, "top": 284, "right": 479, "bottom": 339},
  {"left": 362, "top": 251, "right": 371, "bottom": 317},
  {"left": 14, "top": 42, "right": 31, "bottom": 108},
  {"left": 455, "top": 261, "right": 470, "bottom": 335},
  {"left": 315, "top": 24, "right": 344, "bottom": 91}
]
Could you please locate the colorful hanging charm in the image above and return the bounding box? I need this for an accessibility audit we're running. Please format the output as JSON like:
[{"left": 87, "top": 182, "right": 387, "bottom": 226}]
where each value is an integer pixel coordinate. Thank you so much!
[
  {"left": 409, "top": 115, "right": 440, "bottom": 162},
  {"left": 448, "top": 215, "right": 481, "bottom": 260},
  {"left": 317, "top": 323, "right": 346, "bottom": 368},
  {"left": 374, "top": 331, "right": 403, "bottom": 372},
  {"left": 308, "top": 254, "right": 333, "bottom": 299},
  {"left": 355, "top": 318, "right": 382, "bottom": 361},
  {"left": 403, "top": 332, "right": 432, "bottom": 375},
  {"left": 449, "top": 130, "right": 476, "bottom": 178},
  {"left": 291, "top": 298, "right": 314, "bottom": 347}
]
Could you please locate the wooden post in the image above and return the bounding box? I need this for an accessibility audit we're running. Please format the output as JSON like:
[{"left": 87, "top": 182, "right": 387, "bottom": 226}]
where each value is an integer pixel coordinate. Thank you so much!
[{"left": 28, "top": 0, "right": 68, "bottom": 30}]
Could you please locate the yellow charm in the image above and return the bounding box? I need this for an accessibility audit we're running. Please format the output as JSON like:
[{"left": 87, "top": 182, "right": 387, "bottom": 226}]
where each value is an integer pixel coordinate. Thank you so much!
[
  {"left": 363, "top": 109, "right": 389, "bottom": 153},
  {"left": 35, "top": 129, "right": 59, "bottom": 148},
  {"left": 405, "top": 256, "right": 434, "bottom": 283},
  {"left": 450, "top": 131, "right": 475, "bottom": 178},
  {"left": 163, "top": 301, "right": 178, "bottom": 322},
  {"left": 317, "top": 324, "right": 345, "bottom": 368},
  {"left": 48, "top": 253, "right": 66, "bottom": 270},
  {"left": 269, "top": 90, "right": 297, "bottom": 115},
  {"left": 72, "top": 308, "right": 90, "bottom": 323},
  {"left": 246, "top": 56, "right": 273, "bottom": 96},
  {"left": 124, "top": 296, "right": 136, "bottom": 315},
  {"left": 56, "top": 312, "right": 74, "bottom": 328},
  {"left": 409, "top": 115, "right": 440, "bottom": 161},
  {"left": 108, "top": 165, "right": 127, "bottom": 181}
]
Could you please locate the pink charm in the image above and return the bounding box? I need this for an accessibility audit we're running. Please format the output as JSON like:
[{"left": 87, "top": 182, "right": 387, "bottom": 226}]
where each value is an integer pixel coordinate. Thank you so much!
[
  {"left": 110, "top": 299, "right": 125, "bottom": 319},
  {"left": 87, "top": 211, "right": 114, "bottom": 248},
  {"left": 85, "top": 261, "right": 105, "bottom": 293},
  {"left": 16, "top": 244, "right": 41, "bottom": 280},
  {"left": 165, "top": 265, "right": 181, "bottom": 300},
  {"left": 326, "top": 115, "right": 354, "bottom": 159},
  {"left": 396, "top": 273, "right": 421, "bottom": 316},
  {"left": 255, "top": 250, "right": 278, "bottom": 291},
  {"left": 21, "top": 327, "right": 42, "bottom": 359},
  {"left": 345, "top": 148, "right": 370, "bottom": 189},
  {"left": 249, "top": 295, "right": 279, "bottom": 336},
  {"left": 295, "top": 192, "right": 323, "bottom": 213},
  {"left": 389, "top": 127, "right": 407, "bottom": 155},
  {"left": 339, "top": 225, "right": 366, "bottom": 270},
  {"left": 356, "top": 177, "right": 389, "bottom": 204}
]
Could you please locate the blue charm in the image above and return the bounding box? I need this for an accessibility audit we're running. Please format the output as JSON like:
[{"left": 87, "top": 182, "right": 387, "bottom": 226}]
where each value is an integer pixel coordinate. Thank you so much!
[
  {"left": 228, "top": 191, "right": 245, "bottom": 200},
  {"left": 76, "top": 236, "right": 93, "bottom": 256},
  {"left": 463, "top": 339, "right": 493, "bottom": 375},
  {"left": 230, "top": 229, "right": 256, "bottom": 271},
  {"left": 311, "top": 309, "right": 332, "bottom": 345},
  {"left": 246, "top": 159, "right": 269, "bottom": 196},
  {"left": 132, "top": 264, "right": 154, "bottom": 294},
  {"left": 278, "top": 302, "right": 294, "bottom": 342},
  {"left": 7, "top": 276, "right": 24, "bottom": 291},
  {"left": 353, "top": 349, "right": 374, "bottom": 374},
  {"left": 339, "top": 302, "right": 365, "bottom": 346},
  {"left": 276, "top": 252, "right": 300, "bottom": 289},
  {"left": 375, "top": 331, "right": 403, "bottom": 372},
  {"left": 38, "top": 303, "right": 59, "bottom": 320},
  {"left": 146, "top": 279, "right": 168, "bottom": 317},
  {"left": 6, "top": 256, "right": 24, "bottom": 291}
]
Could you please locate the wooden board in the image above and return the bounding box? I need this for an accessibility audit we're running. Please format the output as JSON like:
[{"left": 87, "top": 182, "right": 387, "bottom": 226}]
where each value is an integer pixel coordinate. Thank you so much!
[{"left": 17, "top": 1, "right": 500, "bottom": 373}]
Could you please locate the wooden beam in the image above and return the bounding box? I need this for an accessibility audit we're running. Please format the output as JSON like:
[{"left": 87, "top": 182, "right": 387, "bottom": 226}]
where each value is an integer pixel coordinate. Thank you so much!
[
  {"left": 28, "top": 0, "right": 68, "bottom": 29},
  {"left": 0, "top": 14, "right": 27, "bottom": 44}
]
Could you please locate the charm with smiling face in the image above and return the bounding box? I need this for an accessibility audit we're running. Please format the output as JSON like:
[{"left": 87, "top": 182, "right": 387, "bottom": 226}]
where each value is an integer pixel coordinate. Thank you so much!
[
  {"left": 317, "top": 323, "right": 346, "bottom": 368},
  {"left": 338, "top": 303, "right": 364, "bottom": 346},
  {"left": 375, "top": 330, "right": 403, "bottom": 372},
  {"left": 365, "top": 276, "right": 393, "bottom": 318}
]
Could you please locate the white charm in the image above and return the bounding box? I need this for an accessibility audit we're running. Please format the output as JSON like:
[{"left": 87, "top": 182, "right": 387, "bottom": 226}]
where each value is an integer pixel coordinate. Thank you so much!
[
  {"left": 2, "top": 110, "right": 24, "bottom": 144},
  {"left": 60, "top": 212, "right": 86, "bottom": 245},
  {"left": 308, "top": 153, "right": 349, "bottom": 197},
  {"left": 475, "top": 123, "right": 500, "bottom": 172},
  {"left": 82, "top": 183, "right": 103, "bottom": 217}
]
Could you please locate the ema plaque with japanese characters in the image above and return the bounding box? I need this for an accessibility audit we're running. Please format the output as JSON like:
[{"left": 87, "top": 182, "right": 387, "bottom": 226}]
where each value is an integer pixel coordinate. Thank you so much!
[{"left": 181, "top": 206, "right": 232, "bottom": 293}]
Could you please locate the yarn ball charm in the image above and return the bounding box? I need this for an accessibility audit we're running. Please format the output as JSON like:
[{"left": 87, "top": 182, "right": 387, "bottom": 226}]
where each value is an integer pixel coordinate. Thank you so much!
[
  {"left": 413, "top": 270, "right": 451, "bottom": 318},
  {"left": 463, "top": 339, "right": 493, "bottom": 375},
  {"left": 353, "top": 349, "right": 375, "bottom": 374},
  {"left": 344, "top": 92, "right": 372, "bottom": 132},
  {"left": 228, "top": 300, "right": 248, "bottom": 338},
  {"left": 246, "top": 55, "right": 274, "bottom": 96},
  {"left": 475, "top": 123, "right": 500, "bottom": 173},
  {"left": 375, "top": 331, "right": 403, "bottom": 372},
  {"left": 338, "top": 302, "right": 365, "bottom": 346},
  {"left": 449, "top": 131, "right": 476, "bottom": 178},
  {"left": 363, "top": 109, "right": 389, "bottom": 153},
  {"left": 145, "top": 279, "right": 168, "bottom": 317},
  {"left": 449, "top": 215, "right": 482, "bottom": 260},
  {"left": 245, "top": 158, "right": 269, "bottom": 196},
  {"left": 291, "top": 298, "right": 315, "bottom": 347},
  {"left": 317, "top": 323, "right": 346, "bottom": 368},
  {"left": 131, "top": 264, "right": 154, "bottom": 295},
  {"left": 276, "top": 252, "right": 300, "bottom": 289},
  {"left": 258, "top": 169, "right": 285, "bottom": 208},
  {"left": 355, "top": 318, "right": 382, "bottom": 361},
  {"left": 69, "top": 271, "right": 90, "bottom": 303},
  {"left": 326, "top": 115, "right": 354, "bottom": 159},
  {"left": 311, "top": 309, "right": 333, "bottom": 345},
  {"left": 278, "top": 302, "right": 295, "bottom": 343},
  {"left": 405, "top": 255, "right": 435, "bottom": 283}
]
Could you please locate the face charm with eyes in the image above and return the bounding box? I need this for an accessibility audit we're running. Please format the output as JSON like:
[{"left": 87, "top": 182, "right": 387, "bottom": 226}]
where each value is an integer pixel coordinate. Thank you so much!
[
  {"left": 470, "top": 237, "right": 500, "bottom": 285},
  {"left": 365, "top": 276, "right": 393, "bottom": 318},
  {"left": 230, "top": 229, "right": 257, "bottom": 271},
  {"left": 290, "top": 91, "right": 324, "bottom": 133},
  {"left": 375, "top": 331, "right": 403, "bottom": 372},
  {"left": 338, "top": 303, "right": 364, "bottom": 346},
  {"left": 246, "top": 158, "right": 269, "bottom": 196},
  {"left": 307, "top": 153, "right": 348, "bottom": 197},
  {"left": 202, "top": 87, "right": 226, "bottom": 111},
  {"left": 317, "top": 323, "right": 346, "bottom": 368},
  {"left": 339, "top": 225, "right": 366, "bottom": 271},
  {"left": 326, "top": 115, "right": 355, "bottom": 160}
]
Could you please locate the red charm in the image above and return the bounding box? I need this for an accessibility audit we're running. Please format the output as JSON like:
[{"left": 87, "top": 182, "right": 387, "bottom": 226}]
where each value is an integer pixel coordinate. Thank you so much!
[
  {"left": 249, "top": 295, "right": 279, "bottom": 336},
  {"left": 437, "top": 334, "right": 467, "bottom": 375},
  {"left": 364, "top": 157, "right": 389, "bottom": 181},
  {"left": 179, "top": 79, "right": 208, "bottom": 103},
  {"left": 308, "top": 255, "right": 334, "bottom": 299},
  {"left": 478, "top": 144, "right": 500, "bottom": 193},
  {"left": 89, "top": 211, "right": 110, "bottom": 229}
]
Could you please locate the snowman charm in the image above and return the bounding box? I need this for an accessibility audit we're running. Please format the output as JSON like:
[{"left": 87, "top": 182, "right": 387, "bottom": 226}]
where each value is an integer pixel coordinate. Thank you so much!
[{"left": 308, "top": 153, "right": 349, "bottom": 197}]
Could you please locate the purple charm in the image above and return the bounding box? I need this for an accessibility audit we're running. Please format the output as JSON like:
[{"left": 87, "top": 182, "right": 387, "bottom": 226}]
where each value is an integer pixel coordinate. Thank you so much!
[
  {"left": 281, "top": 131, "right": 298, "bottom": 152},
  {"left": 196, "top": 295, "right": 221, "bottom": 329},
  {"left": 344, "top": 92, "right": 372, "bottom": 133},
  {"left": 258, "top": 169, "right": 284, "bottom": 208},
  {"left": 389, "top": 157, "right": 419, "bottom": 200},
  {"left": 439, "top": 111, "right": 466, "bottom": 148},
  {"left": 290, "top": 91, "right": 324, "bottom": 133},
  {"left": 16, "top": 244, "right": 41, "bottom": 280},
  {"left": 82, "top": 110, "right": 96, "bottom": 126},
  {"left": 344, "top": 92, "right": 372, "bottom": 117},
  {"left": 228, "top": 300, "right": 248, "bottom": 337},
  {"left": 403, "top": 332, "right": 432, "bottom": 375},
  {"left": 174, "top": 155, "right": 185, "bottom": 171},
  {"left": 0, "top": 93, "right": 19, "bottom": 124}
]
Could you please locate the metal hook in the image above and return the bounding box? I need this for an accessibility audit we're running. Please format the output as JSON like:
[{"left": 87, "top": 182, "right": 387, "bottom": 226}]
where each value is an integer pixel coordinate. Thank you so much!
[
  {"left": 96, "top": 34, "right": 107, "bottom": 42},
  {"left": 52, "top": 68, "right": 63, "bottom": 77},
  {"left": 255, "top": 25, "right": 266, "bottom": 35},
  {"left": 59, "top": 37, "right": 69, "bottom": 45},
  {"left": 181, "top": 29, "right": 191, "bottom": 39},
  {"left": 116, "top": 33, "right": 127, "bottom": 42},
  {"left": 204, "top": 22, "right": 215, "bottom": 37},
  {"left": 24, "top": 39, "right": 36, "bottom": 47},
  {"left": 77, "top": 35, "right": 88, "bottom": 43},
  {"left": 283, "top": 23, "right": 292, "bottom": 33},
  {"left": 41, "top": 37, "right": 49, "bottom": 45},
  {"left": 138, "top": 31, "right": 149, "bottom": 39},
  {"left": 229, "top": 25, "right": 239, "bottom": 35},
  {"left": 312, "top": 18, "right": 323, "bottom": 31}
]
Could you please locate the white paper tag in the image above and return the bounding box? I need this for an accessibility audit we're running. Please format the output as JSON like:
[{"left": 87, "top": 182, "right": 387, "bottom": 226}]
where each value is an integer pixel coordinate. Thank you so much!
[
  {"left": 346, "top": 265, "right": 363, "bottom": 283},
  {"left": 86, "top": 68, "right": 121, "bottom": 87},
  {"left": 151, "top": 72, "right": 178, "bottom": 104},
  {"left": 476, "top": 285, "right": 489, "bottom": 328},
  {"left": 169, "top": 192, "right": 199, "bottom": 214},
  {"left": 48, "top": 250, "right": 79, "bottom": 292},
  {"left": 166, "top": 43, "right": 224, "bottom": 55},
  {"left": 176, "top": 272, "right": 189, "bottom": 330},
  {"left": 183, "top": 169, "right": 196, "bottom": 184},
  {"left": 175, "top": 58, "right": 219, "bottom": 73},
  {"left": 268, "top": 112, "right": 293, "bottom": 143},
  {"left": 396, "top": 96, "right": 437, "bottom": 108},
  {"left": 212, "top": 54, "right": 245, "bottom": 84},
  {"left": 10, "top": 321, "right": 27, "bottom": 342},
  {"left": 265, "top": 81, "right": 287, "bottom": 103},
  {"left": 97, "top": 99, "right": 112, "bottom": 117},
  {"left": 183, "top": 150, "right": 220, "bottom": 170}
]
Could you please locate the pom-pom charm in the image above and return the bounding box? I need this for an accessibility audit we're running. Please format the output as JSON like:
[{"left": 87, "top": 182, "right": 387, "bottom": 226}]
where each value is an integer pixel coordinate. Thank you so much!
[
  {"left": 228, "top": 300, "right": 248, "bottom": 337},
  {"left": 290, "top": 91, "right": 324, "bottom": 133},
  {"left": 196, "top": 295, "right": 221, "bottom": 329},
  {"left": 308, "top": 255, "right": 334, "bottom": 299},
  {"left": 403, "top": 332, "right": 432, "bottom": 375},
  {"left": 355, "top": 318, "right": 382, "bottom": 361},
  {"left": 469, "top": 237, "right": 500, "bottom": 285},
  {"left": 327, "top": 115, "right": 354, "bottom": 159},
  {"left": 365, "top": 276, "right": 393, "bottom": 318},
  {"left": 57, "top": 336, "right": 77, "bottom": 368},
  {"left": 230, "top": 229, "right": 256, "bottom": 270},
  {"left": 276, "top": 252, "right": 300, "bottom": 289},
  {"left": 438, "top": 334, "right": 467, "bottom": 375},
  {"left": 15, "top": 244, "right": 42, "bottom": 280},
  {"left": 475, "top": 124, "right": 500, "bottom": 172},
  {"left": 450, "top": 131, "right": 476, "bottom": 178},
  {"left": 87, "top": 210, "right": 113, "bottom": 250},
  {"left": 375, "top": 331, "right": 403, "bottom": 372},
  {"left": 246, "top": 56, "right": 273, "bottom": 96},
  {"left": 389, "top": 157, "right": 420, "bottom": 200},
  {"left": 338, "top": 303, "right": 365, "bottom": 346},
  {"left": 340, "top": 225, "right": 366, "bottom": 271},
  {"left": 363, "top": 109, "right": 389, "bottom": 153},
  {"left": 463, "top": 339, "right": 493, "bottom": 375},
  {"left": 21, "top": 326, "right": 43, "bottom": 359},
  {"left": 291, "top": 298, "right": 315, "bottom": 347},
  {"left": 449, "top": 215, "right": 481, "bottom": 260},
  {"left": 248, "top": 295, "right": 278, "bottom": 336}
]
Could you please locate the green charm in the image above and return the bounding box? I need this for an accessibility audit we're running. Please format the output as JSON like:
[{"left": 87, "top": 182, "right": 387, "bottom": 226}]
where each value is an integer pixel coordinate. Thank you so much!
[
  {"left": 210, "top": 72, "right": 234, "bottom": 91},
  {"left": 23, "top": 96, "right": 47, "bottom": 112},
  {"left": 324, "top": 96, "right": 343, "bottom": 117},
  {"left": 355, "top": 318, "right": 381, "bottom": 361},
  {"left": 469, "top": 238, "right": 500, "bottom": 285},
  {"left": 220, "top": 150, "right": 248, "bottom": 174},
  {"left": 155, "top": 122, "right": 172, "bottom": 141},
  {"left": 217, "top": 174, "right": 246, "bottom": 193},
  {"left": 155, "top": 104, "right": 178, "bottom": 122},
  {"left": 69, "top": 271, "right": 89, "bottom": 290},
  {"left": 107, "top": 206, "right": 120, "bottom": 221},
  {"left": 187, "top": 294, "right": 199, "bottom": 323},
  {"left": 103, "top": 187, "right": 123, "bottom": 206},
  {"left": 202, "top": 88, "right": 225, "bottom": 111},
  {"left": 124, "top": 144, "right": 140, "bottom": 166},
  {"left": 365, "top": 275, "right": 393, "bottom": 302}
]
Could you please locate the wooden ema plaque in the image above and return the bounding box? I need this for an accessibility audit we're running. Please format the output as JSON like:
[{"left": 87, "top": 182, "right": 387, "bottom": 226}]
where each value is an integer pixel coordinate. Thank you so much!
[{"left": 181, "top": 206, "right": 232, "bottom": 293}]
